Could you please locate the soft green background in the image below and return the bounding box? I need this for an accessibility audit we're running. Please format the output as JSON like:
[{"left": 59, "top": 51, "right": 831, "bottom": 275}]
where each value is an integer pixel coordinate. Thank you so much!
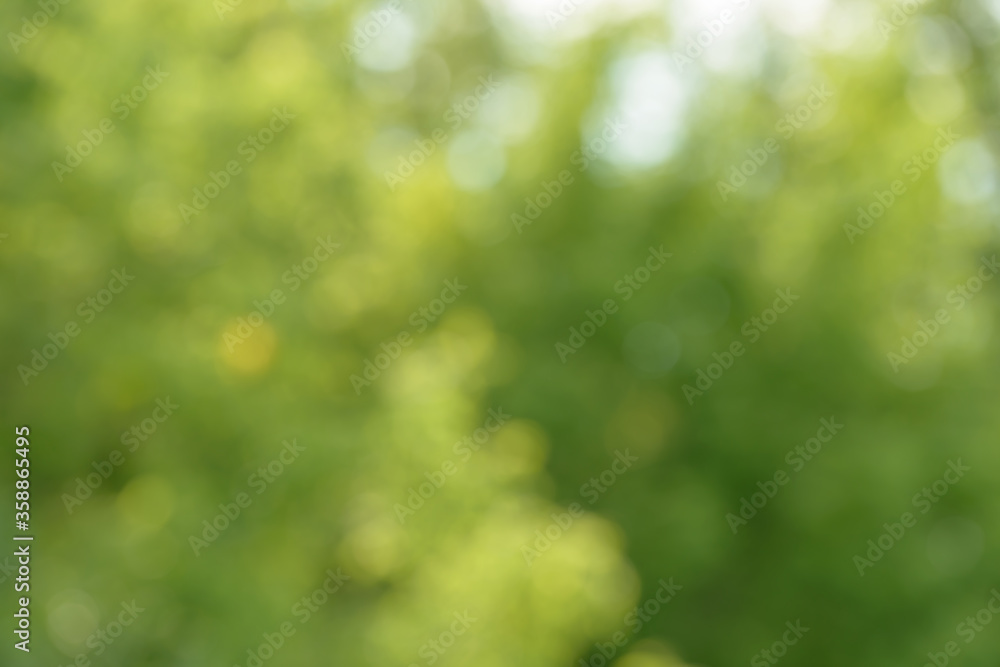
[{"left": 2, "top": 0, "right": 999, "bottom": 665}]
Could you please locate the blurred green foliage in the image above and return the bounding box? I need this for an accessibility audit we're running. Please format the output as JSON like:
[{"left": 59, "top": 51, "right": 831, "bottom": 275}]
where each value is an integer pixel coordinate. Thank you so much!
[{"left": 2, "top": 0, "right": 1000, "bottom": 666}]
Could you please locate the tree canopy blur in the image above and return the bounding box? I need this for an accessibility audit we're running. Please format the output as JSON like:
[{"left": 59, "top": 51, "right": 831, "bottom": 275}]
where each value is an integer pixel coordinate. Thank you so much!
[{"left": 3, "top": 0, "right": 1000, "bottom": 666}]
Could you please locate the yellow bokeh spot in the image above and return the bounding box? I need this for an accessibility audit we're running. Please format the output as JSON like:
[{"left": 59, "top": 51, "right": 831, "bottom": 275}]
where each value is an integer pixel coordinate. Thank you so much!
[{"left": 219, "top": 319, "right": 278, "bottom": 375}]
